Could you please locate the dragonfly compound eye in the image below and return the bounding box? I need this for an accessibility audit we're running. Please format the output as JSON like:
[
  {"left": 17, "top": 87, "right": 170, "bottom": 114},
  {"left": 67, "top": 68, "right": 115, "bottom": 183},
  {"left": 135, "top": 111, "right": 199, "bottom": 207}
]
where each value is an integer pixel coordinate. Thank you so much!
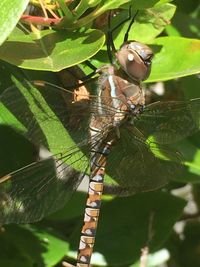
[{"left": 116, "top": 41, "right": 154, "bottom": 82}]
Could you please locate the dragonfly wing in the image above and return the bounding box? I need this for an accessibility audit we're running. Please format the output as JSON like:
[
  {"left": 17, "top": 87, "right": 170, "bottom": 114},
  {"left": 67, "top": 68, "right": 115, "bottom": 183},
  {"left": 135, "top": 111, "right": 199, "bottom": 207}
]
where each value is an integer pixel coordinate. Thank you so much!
[
  {"left": 105, "top": 126, "right": 183, "bottom": 194},
  {"left": 134, "top": 99, "right": 200, "bottom": 144},
  {"left": 0, "top": 145, "right": 89, "bottom": 224},
  {"left": 0, "top": 80, "right": 116, "bottom": 224},
  {"left": 0, "top": 80, "right": 92, "bottom": 152},
  {"left": 0, "top": 80, "right": 119, "bottom": 151}
]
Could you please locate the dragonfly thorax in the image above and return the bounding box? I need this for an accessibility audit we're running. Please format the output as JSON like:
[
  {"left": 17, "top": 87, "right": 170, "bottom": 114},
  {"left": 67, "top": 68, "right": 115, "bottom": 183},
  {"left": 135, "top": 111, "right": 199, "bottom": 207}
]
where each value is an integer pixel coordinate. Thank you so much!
[
  {"left": 97, "top": 65, "right": 145, "bottom": 128},
  {"left": 115, "top": 41, "right": 153, "bottom": 82}
]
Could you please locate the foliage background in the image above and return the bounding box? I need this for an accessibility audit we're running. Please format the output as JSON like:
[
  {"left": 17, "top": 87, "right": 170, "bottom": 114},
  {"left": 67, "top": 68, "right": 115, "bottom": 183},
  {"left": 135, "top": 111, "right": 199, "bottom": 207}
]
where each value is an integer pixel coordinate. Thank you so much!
[{"left": 0, "top": 0, "right": 200, "bottom": 266}]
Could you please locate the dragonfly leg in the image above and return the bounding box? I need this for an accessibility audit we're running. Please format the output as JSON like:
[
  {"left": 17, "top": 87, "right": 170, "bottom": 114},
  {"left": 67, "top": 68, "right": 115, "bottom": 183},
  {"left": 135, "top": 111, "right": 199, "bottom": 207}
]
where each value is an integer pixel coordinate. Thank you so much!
[
  {"left": 123, "top": 9, "right": 139, "bottom": 43},
  {"left": 84, "top": 60, "right": 98, "bottom": 72},
  {"left": 107, "top": 6, "right": 132, "bottom": 63}
]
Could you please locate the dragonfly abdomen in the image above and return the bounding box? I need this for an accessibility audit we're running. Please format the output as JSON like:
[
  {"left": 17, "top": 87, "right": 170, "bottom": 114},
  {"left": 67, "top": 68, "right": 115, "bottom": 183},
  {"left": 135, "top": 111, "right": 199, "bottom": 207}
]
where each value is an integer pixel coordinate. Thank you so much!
[{"left": 77, "top": 140, "right": 112, "bottom": 266}]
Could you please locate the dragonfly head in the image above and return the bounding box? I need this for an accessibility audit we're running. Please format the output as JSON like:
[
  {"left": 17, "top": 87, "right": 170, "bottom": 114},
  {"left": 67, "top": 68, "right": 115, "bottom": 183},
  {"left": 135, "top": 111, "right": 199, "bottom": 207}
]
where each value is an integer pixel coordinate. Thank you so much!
[{"left": 115, "top": 41, "right": 154, "bottom": 81}]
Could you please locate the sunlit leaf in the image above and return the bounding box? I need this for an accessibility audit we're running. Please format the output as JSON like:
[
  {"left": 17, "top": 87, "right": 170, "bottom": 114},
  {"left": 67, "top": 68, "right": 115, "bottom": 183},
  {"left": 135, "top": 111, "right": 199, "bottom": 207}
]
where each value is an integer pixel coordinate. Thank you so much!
[
  {"left": 148, "top": 36, "right": 200, "bottom": 82},
  {"left": 0, "top": 0, "right": 29, "bottom": 45},
  {"left": 0, "top": 29, "right": 105, "bottom": 71}
]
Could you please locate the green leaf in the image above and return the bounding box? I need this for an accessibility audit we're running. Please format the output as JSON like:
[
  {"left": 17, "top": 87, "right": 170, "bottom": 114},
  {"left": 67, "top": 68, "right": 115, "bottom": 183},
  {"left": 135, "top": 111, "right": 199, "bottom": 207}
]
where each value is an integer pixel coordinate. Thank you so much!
[
  {"left": 57, "top": 0, "right": 74, "bottom": 21},
  {"left": 98, "top": 0, "right": 133, "bottom": 11},
  {"left": 148, "top": 36, "right": 200, "bottom": 82},
  {"left": 178, "top": 221, "right": 200, "bottom": 267},
  {"left": 47, "top": 192, "right": 86, "bottom": 221},
  {"left": 0, "top": 0, "right": 29, "bottom": 45},
  {"left": 0, "top": 125, "right": 38, "bottom": 177},
  {"left": 99, "top": 0, "right": 173, "bottom": 11},
  {"left": 133, "top": 0, "right": 173, "bottom": 9},
  {"left": 83, "top": 3, "right": 176, "bottom": 74},
  {"left": 0, "top": 29, "right": 105, "bottom": 71},
  {"left": 0, "top": 260, "right": 32, "bottom": 267},
  {"left": 67, "top": 0, "right": 131, "bottom": 29},
  {"left": 1, "top": 224, "right": 68, "bottom": 267},
  {"left": 181, "top": 75, "right": 200, "bottom": 100},
  {"left": 27, "top": 225, "right": 69, "bottom": 267},
  {"left": 171, "top": 140, "right": 200, "bottom": 183},
  {"left": 0, "top": 64, "right": 85, "bottom": 175},
  {"left": 111, "top": 3, "right": 176, "bottom": 47},
  {"left": 173, "top": 0, "right": 199, "bottom": 13},
  {"left": 0, "top": 226, "right": 33, "bottom": 267},
  {"left": 69, "top": 191, "right": 186, "bottom": 266},
  {"left": 0, "top": 78, "right": 90, "bottom": 178},
  {"left": 165, "top": 10, "right": 200, "bottom": 38},
  {"left": 72, "top": 0, "right": 172, "bottom": 29}
]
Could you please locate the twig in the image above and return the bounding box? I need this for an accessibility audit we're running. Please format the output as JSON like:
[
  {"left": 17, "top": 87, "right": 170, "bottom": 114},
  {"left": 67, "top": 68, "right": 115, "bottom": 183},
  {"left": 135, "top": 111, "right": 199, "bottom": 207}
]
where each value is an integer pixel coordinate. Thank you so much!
[{"left": 20, "top": 14, "right": 61, "bottom": 26}]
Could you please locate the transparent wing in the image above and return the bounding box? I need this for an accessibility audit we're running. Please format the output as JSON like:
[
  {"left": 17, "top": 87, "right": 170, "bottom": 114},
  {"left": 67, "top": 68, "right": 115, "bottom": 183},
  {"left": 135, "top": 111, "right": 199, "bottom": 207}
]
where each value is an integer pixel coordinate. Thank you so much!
[
  {"left": 104, "top": 126, "right": 183, "bottom": 194},
  {"left": 134, "top": 99, "right": 200, "bottom": 144},
  {"left": 0, "top": 144, "right": 89, "bottom": 225},
  {"left": 0, "top": 80, "right": 122, "bottom": 224},
  {"left": 0, "top": 80, "right": 119, "bottom": 153}
]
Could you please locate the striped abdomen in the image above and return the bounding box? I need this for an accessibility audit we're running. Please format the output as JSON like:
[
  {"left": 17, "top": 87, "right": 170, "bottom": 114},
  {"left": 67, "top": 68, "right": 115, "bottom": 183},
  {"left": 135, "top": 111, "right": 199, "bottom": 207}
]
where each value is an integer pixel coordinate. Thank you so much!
[{"left": 77, "top": 132, "right": 112, "bottom": 266}]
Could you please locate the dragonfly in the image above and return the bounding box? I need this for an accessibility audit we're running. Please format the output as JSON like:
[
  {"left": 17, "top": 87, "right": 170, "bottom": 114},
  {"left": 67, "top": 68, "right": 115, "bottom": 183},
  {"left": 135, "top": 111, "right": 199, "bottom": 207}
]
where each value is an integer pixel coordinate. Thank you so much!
[{"left": 0, "top": 8, "right": 200, "bottom": 267}]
